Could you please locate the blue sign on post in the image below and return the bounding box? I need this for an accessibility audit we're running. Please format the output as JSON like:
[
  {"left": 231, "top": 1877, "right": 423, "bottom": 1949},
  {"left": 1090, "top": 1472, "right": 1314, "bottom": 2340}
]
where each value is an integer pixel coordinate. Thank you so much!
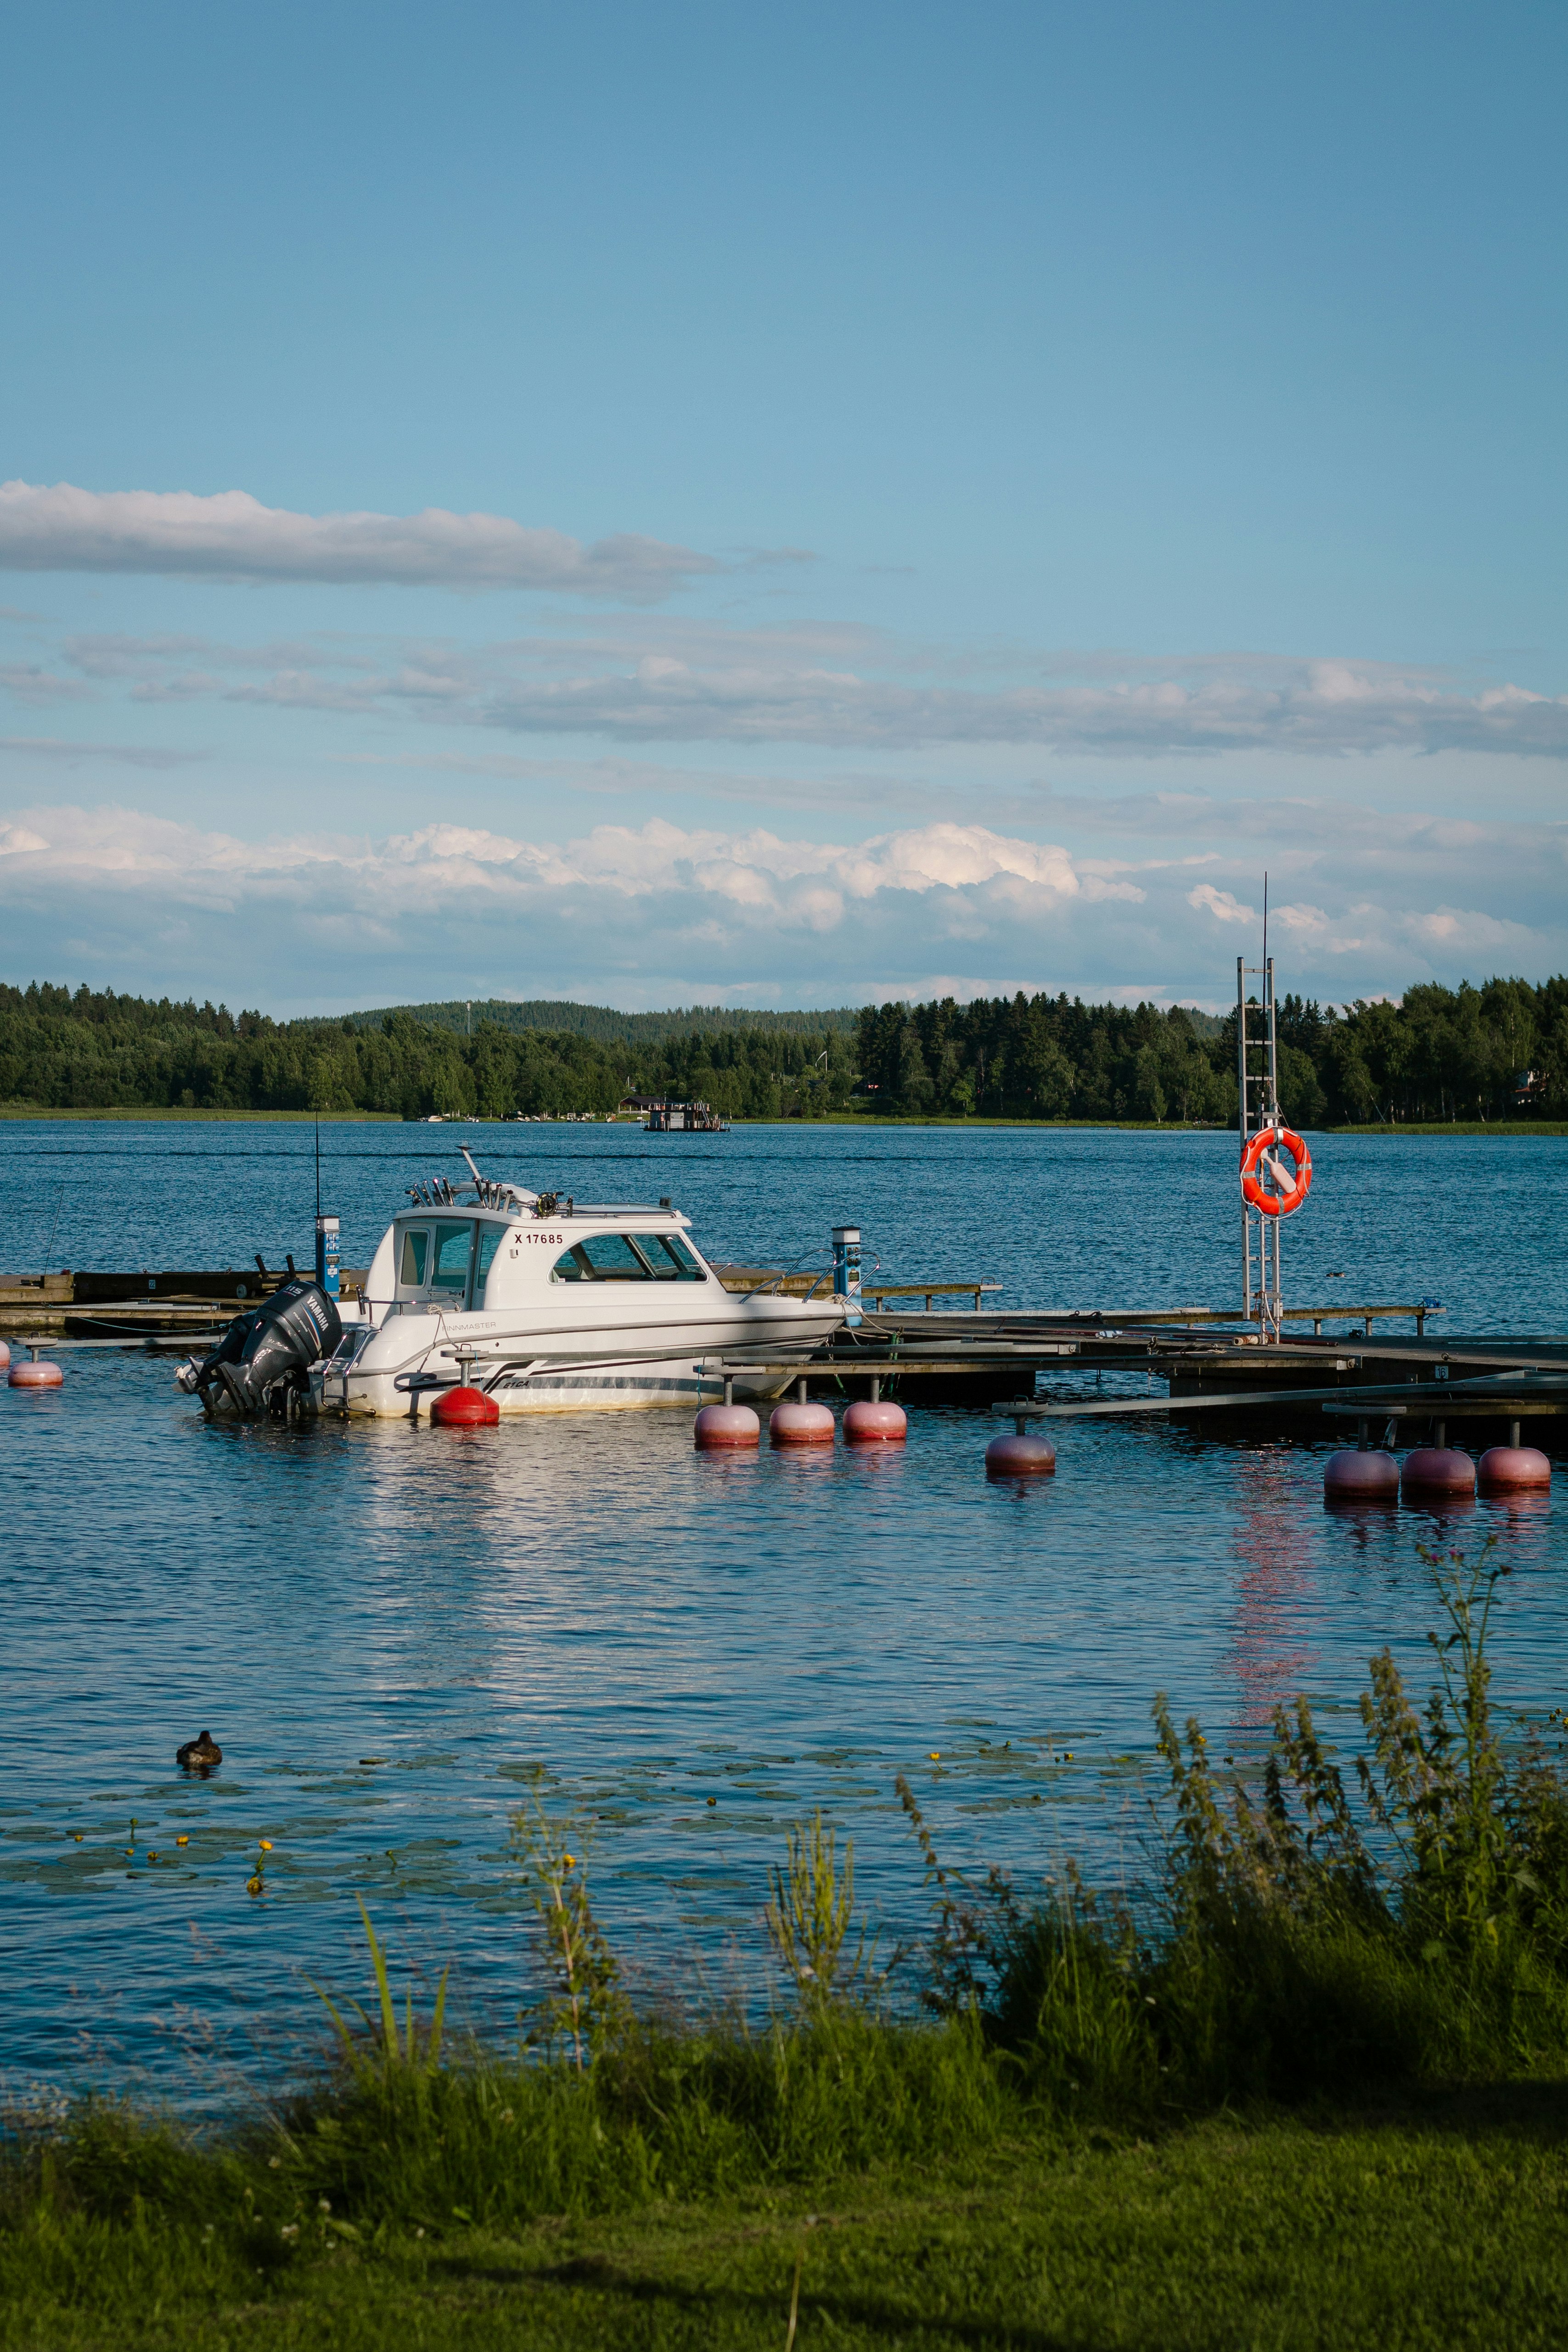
[{"left": 315, "top": 1213, "right": 340, "bottom": 1300}]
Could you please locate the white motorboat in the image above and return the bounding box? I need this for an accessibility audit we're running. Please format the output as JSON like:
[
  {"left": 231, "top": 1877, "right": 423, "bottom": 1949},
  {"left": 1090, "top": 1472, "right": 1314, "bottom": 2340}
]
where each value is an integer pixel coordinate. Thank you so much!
[{"left": 312, "top": 1152, "right": 845, "bottom": 1418}]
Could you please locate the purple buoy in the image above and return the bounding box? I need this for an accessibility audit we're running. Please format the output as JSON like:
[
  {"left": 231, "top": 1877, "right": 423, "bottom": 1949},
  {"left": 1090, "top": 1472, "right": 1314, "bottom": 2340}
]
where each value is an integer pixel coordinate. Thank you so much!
[
  {"left": 694, "top": 1403, "right": 761, "bottom": 1449},
  {"left": 843, "top": 1399, "right": 908, "bottom": 1444},
  {"left": 985, "top": 1431, "right": 1056, "bottom": 1478},
  {"left": 1323, "top": 1448, "right": 1399, "bottom": 1503},
  {"left": 8, "top": 1358, "right": 63, "bottom": 1389},
  {"left": 1478, "top": 1445, "right": 1551, "bottom": 1494},
  {"left": 769, "top": 1399, "right": 836, "bottom": 1446},
  {"left": 1401, "top": 1445, "right": 1476, "bottom": 1499}
]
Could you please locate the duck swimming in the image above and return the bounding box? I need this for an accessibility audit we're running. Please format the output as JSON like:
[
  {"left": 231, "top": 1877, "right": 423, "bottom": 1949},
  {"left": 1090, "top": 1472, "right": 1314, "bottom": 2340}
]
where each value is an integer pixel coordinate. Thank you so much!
[{"left": 176, "top": 1729, "right": 223, "bottom": 1769}]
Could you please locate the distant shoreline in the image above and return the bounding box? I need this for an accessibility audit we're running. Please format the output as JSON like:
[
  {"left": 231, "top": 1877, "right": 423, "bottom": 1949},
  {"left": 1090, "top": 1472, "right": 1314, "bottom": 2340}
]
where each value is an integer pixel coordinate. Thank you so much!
[{"left": 0, "top": 1105, "right": 1564, "bottom": 1136}]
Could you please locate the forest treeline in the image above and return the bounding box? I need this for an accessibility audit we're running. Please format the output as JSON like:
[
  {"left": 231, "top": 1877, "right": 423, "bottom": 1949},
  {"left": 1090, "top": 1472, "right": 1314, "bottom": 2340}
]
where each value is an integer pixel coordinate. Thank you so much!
[
  {"left": 0, "top": 983, "right": 854, "bottom": 1120},
  {"left": 346, "top": 998, "right": 860, "bottom": 1046},
  {"left": 1, "top": 975, "right": 1565, "bottom": 1123},
  {"left": 855, "top": 975, "right": 1568, "bottom": 1125}
]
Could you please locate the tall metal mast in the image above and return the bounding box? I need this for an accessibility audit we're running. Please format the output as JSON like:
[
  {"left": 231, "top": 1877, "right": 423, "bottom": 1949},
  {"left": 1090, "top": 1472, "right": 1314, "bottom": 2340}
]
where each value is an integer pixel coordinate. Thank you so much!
[{"left": 1235, "top": 949, "right": 1283, "bottom": 1338}]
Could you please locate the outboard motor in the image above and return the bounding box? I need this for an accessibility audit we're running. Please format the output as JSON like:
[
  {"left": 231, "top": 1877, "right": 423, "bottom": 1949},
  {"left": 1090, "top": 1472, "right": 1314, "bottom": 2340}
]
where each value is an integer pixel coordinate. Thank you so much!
[{"left": 178, "top": 1277, "right": 343, "bottom": 1418}]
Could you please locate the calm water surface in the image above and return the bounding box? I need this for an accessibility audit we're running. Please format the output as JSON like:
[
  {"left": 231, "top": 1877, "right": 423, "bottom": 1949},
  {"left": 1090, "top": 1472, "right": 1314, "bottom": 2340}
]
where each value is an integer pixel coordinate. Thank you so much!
[{"left": 2, "top": 1119, "right": 1564, "bottom": 2099}]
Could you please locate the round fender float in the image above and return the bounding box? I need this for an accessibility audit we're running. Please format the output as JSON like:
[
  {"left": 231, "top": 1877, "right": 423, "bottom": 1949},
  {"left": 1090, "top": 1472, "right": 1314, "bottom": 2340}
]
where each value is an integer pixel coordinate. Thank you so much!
[
  {"left": 8, "top": 1358, "right": 63, "bottom": 1389},
  {"left": 1240, "top": 1126, "right": 1312, "bottom": 1218},
  {"left": 985, "top": 1431, "right": 1056, "bottom": 1478},
  {"left": 1478, "top": 1445, "right": 1551, "bottom": 1494},
  {"left": 0, "top": 1340, "right": 10, "bottom": 1369},
  {"left": 431, "top": 1384, "right": 500, "bottom": 1426},
  {"left": 1323, "top": 1448, "right": 1399, "bottom": 1502},
  {"left": 694, "top": 1403, "right": 761, "bottom": 1448},
  {"left": 1401, "top": 1446, "right": 1475, "bottom": 1499},
  {"left": 843, "top": 1399, "right": 908, "bottom": 1444},
  {"left": 769, "top": 1399, "right": 836, "bottom": 1446}
]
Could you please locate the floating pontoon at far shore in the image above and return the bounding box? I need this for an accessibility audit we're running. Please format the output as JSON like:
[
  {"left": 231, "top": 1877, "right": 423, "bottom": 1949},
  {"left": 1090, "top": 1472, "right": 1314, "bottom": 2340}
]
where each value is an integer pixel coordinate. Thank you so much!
[{"left": 179, "top": 1148, "right": 845, "bottom": 1419}]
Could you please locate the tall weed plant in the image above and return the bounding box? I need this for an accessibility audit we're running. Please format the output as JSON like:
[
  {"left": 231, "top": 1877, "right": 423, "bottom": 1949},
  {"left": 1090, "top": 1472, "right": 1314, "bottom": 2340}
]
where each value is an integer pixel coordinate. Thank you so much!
[{"left": 973, "top": 1544, "right": 1568, "bottom": 2108}]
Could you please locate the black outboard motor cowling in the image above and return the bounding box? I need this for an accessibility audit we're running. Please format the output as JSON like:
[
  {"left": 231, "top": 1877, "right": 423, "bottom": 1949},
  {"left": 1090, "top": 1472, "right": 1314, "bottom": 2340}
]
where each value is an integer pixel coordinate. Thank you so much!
[{"left": 180, "top": 1277, "right": 343, "bottom": 1416}]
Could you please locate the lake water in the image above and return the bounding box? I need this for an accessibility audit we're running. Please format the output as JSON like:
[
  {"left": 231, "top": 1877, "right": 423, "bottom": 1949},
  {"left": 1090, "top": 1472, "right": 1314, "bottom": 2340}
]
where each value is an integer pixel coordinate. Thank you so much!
[{"left": 2, "top": 1119, "right": 1563, "bottom": 2104}]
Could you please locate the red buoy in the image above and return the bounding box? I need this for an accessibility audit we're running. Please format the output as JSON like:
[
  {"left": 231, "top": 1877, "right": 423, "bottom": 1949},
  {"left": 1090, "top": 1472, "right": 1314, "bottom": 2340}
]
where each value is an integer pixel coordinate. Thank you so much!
[
  {"left": 985, "top": 1431, "right": 1055, "bottom": 1478},
  {"left": 1478, "top": 1445, "right": 1551, "bottom": 1494},
  {"left": 769, "top": 1399, "right": 836, "bottom": 1446},
  {"left": 431, "top": 1384, "right": 500, "bottom": 1426},
  {"left": 1401, "top": 1445, "right": 1475, "bottom": 1499},
  {"left": 843, "top": 1399, "right": 907, "bottom": 1444},
  {"left": 1323, "top": 1448, "right": 1399, "bottom": 1502},
  {"left": 694, "top": 1403, "right": 761, "bottom": 1448},
  {"left": 8, "top": 1358, "right": 63, "bottom": 1389}
]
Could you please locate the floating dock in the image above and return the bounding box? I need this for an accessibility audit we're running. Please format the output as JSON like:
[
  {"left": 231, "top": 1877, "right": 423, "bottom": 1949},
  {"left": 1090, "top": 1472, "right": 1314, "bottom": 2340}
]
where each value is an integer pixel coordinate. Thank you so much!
[{"left": 6, "top": 1265, "right": 1565, "bottom": 1452}]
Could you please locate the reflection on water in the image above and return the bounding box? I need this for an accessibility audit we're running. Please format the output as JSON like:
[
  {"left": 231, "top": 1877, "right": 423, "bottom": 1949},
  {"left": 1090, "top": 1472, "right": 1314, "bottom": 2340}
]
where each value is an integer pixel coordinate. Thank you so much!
[
  {"left": 1225, "top": 1451, "right": 1316, "bottom": 1727},
  {"left": 0, "top": 1122, "right": 1562, "bottom": 2095}
]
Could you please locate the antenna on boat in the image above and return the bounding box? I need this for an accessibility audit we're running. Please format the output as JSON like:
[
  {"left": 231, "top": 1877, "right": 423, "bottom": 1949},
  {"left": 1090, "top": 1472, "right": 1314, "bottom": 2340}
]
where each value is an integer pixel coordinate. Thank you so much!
[
  {"left": 315, "top": 1109, "right": 321, "bottom": 1220},
  {"left": 459, "top": 1145, "right": 484, "bottom": 1189}
]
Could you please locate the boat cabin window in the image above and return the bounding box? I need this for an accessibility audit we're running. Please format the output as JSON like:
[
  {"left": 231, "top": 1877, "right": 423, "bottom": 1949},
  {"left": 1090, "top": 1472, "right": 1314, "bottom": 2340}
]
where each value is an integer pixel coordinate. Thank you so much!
[
  {"left": 399, "top": 1228, "right": 431, "bottom": 1287},
  {"left": 629, "top": 1232, "right": 706, "bottom": 1281},
  {"left": 431, "top": 1221, "right": 474, "bottom": 1295},
  {"left": 551, "top": 1230, "right": 708, "bottom": 1282},
  {"left": 552, "top": 1233, "right": 649, "bottom": 1282}
]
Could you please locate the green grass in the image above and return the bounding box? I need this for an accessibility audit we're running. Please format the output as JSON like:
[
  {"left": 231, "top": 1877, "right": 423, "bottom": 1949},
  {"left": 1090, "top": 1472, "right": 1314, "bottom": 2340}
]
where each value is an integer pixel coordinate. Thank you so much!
[{"left": 7, "top": 2081, "right": 1568, "bottom": 2349}]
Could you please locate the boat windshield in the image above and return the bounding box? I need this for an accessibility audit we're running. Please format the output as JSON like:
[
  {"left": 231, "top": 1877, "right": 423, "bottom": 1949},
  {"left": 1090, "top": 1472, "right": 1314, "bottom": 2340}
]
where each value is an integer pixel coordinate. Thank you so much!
[
  {"left": 430, "top": 1222, "right": 473, "bottom": 1294},
  {"left": 474, "top": 1222, "right": 506, "bottom": 1298}
]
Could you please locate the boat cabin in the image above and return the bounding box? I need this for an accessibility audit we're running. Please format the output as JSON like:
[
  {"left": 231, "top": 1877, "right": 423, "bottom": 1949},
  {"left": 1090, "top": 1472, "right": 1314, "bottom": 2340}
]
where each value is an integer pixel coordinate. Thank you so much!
[{"left": 369, "top": 1201, "right": 713, "bottom": 1317}]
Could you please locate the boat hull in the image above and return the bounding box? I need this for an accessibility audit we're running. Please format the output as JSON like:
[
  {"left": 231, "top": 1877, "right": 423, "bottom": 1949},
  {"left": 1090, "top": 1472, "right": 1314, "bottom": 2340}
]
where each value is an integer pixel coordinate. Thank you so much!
[{"left": 311, "top": 1305, "right": 840, "bottom": 1419}]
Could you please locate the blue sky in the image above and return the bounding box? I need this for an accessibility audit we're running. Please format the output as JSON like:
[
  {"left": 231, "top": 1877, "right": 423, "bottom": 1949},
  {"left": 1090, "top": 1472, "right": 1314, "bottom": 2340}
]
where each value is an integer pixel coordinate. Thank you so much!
[{"left": 1, "top": 0, "right": 1563, "bottom": 1013}]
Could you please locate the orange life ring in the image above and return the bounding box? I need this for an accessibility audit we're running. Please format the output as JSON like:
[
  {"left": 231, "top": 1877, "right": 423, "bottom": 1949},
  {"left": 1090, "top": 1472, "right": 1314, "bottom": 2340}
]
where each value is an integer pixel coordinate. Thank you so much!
[{"left": 1240, "top": 1125, "right": 1312, "bottom": 1218}]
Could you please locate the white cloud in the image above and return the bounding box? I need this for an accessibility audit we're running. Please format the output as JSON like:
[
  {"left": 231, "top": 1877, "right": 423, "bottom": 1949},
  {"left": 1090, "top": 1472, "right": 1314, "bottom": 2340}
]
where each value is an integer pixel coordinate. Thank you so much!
[
  {"left": 1188, "top": 884, "right": 1257, "bottom": 924},
  {"left": 0, "top": 481, "right": 717, "bottom": 601},
  {"left": 22, "top": 616, "right": 1568, "bottom": 756}
]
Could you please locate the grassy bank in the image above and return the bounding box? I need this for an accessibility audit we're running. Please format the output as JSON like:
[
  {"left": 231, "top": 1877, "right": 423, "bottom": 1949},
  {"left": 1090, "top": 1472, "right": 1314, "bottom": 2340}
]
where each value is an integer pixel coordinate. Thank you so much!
[
  {"left": 9, "top": 1549, "right": 1568, "bottom": 2347},
  {"left": 4, "top": 1101, "right": 1563, "bottom": 1134}
]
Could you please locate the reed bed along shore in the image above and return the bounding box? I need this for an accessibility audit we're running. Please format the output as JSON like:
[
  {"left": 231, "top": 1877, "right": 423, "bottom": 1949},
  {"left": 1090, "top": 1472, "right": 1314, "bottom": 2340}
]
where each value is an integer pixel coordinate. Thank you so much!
[{"left": 8, "top": 1545, "right": 1568, "bottom": 2349}]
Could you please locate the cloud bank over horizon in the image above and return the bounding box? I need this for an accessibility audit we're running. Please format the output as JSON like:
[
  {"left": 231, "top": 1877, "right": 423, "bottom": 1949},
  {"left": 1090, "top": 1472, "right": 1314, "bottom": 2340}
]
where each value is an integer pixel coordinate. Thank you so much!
[{"left": 0, "top": 798, "right": 1560, "bottom": 1019}]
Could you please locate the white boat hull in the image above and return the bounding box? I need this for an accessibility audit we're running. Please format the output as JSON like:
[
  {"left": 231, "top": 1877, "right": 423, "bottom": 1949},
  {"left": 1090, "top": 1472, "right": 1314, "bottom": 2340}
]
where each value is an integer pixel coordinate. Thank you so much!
[{"left": 312, "top": 1306, "right": 840, "bottom": 1419}]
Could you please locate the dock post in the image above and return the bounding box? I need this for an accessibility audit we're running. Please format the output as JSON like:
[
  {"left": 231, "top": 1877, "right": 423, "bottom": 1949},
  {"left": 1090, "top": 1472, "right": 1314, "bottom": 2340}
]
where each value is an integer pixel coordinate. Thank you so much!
[
  {"left": 1510, "top": 1420, "right": 1520, "bottom": 1448},
  {"left": 723, "top": 1374, "right": 735, "bottom": 1407},
  {"left": 1356, "top": 1417, "right": 1369, "bottom": 1450},
  {"left": 797, "top": 1376, "right": 809, "bottom": 1405},
  {"left": 1416, "top": 1308, "right": 1427, "bottom": 1338}
]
